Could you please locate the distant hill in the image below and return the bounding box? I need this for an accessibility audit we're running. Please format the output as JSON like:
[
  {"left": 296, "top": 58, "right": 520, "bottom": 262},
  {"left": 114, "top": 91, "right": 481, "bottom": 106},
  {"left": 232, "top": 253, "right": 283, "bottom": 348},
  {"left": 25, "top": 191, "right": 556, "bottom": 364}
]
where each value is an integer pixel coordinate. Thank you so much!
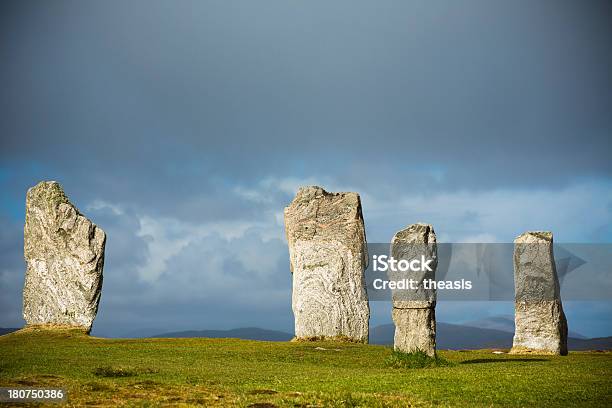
[
  {"left": 370, "top": 322, "right": 513, "bottom": 349},
  {"left": 0, "top": 328, "right": 20, "bottom": 336},
  {"left": 152, "top": 327, "right": 294, "bottom": 341},
  {"left": 370, "top": 323, "right": 612, "bottom": 350},
  {"left": 568, "top": 337, "right": 612, "bottom": 350},
  {"left": 5, "top": 324, "right": 610, "bottom": 350},
  {"left": 151, "top": 324, "right": 610, "bottom": 350},
  {"left": 115, "top": 328, "right": 168, "bottom": 339},
  {"left": 462, "top": 316, "right": 516, "bottom": 333},
  {"left": 462, "top": 315, "right": 587, "bottom": 339}
]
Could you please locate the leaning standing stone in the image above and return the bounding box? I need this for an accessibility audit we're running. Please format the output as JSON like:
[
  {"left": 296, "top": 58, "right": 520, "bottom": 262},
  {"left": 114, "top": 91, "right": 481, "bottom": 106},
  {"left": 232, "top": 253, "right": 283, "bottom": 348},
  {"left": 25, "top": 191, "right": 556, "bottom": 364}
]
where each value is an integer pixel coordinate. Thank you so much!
[
  {"left": 391, "top": 223, "right": 437, "bottom": 356},
  {"left": 510, "top": 231, "right": 568, "bottom": 355},
  {"left": 284, "top": 186, "right": 369, "bottom": 342},
  {"left": 22, "top": 181, "right": 106, "bottom": 333}
]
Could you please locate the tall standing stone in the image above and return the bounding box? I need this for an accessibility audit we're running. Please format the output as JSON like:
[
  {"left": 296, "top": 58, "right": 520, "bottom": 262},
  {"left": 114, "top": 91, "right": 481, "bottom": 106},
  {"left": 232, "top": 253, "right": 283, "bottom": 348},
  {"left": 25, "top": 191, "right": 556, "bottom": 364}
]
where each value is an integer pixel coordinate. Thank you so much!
[
  {"left": 391, "top": 223, "right": 437, "bottom": 356},
  {"left": 284, "top": 186, "right": 369, "bottom": 342},
  {"left": 511, "top": 231, "right": 568, "bottom": 355},
  {"left": 23, "top": 181, "right": 106, "bottom": 333}
]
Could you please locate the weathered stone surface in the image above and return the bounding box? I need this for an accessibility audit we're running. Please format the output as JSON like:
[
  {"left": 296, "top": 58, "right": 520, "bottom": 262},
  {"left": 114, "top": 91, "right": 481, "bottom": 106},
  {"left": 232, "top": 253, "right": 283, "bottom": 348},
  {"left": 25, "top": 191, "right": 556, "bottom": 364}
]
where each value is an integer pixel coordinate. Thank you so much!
[
  {"left": 392, "top": 307, "right": 436, "bottom": 354},
  {"left": 23, "top": 181, "right": 105, "bottom": 333},
  {"left": 510, "top": 231, "right": 568, "bottom": 355},
  {"left": 391, "top": 223, "right": 437, "bottom": 356},
  {"left": 284, "top": 186, "right": 369, "bottom": 342}
]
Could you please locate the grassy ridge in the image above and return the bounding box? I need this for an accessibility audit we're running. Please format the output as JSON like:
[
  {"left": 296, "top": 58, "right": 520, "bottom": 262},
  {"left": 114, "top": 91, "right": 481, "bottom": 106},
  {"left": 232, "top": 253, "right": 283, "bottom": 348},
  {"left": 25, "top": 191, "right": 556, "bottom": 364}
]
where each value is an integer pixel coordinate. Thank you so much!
[{"left": 0, "top": 328, "right": 610, "bottom": 407}]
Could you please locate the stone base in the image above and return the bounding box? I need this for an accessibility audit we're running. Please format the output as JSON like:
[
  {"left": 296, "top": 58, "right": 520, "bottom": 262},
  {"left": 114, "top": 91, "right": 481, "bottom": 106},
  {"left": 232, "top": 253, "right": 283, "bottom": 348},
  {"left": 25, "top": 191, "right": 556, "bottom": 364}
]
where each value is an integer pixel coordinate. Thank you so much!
[
  {"left": 508, "top": 346, "right": 564, "bottom": 355},
  {"left": 392, "top": 307, "right": 436, "bottom": 356},
  {"left": 512, "top": 300, "right": 568, "bottom": 356},
  {"left": 21, "top": 324, "right": 91, "bottom": 335},
  {"left": 291, "top": 335, "right": 367, "bottom": 343}
]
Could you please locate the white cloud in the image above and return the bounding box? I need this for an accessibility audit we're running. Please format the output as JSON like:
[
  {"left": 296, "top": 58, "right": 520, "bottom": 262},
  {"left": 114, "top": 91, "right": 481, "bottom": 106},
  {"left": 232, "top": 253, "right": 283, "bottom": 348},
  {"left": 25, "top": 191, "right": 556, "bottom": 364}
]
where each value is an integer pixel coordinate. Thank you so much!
[
  {"left": 233, "top": 176, "right": 612, "bottom": 243},
  {"left": 134, "top": 215, "right": 271, "bottom": 282},
  {"left": 77, "top": 177, "right": 611, "bottom": 336},
  {"left": 361, "top": 180, "right": 612, "bottom": 243},
  {"left": 96, "top": 178, "right": 611, "bottom": 287},
  {"left": 86, "top": 200, "right": 124, "bottom": 215}
]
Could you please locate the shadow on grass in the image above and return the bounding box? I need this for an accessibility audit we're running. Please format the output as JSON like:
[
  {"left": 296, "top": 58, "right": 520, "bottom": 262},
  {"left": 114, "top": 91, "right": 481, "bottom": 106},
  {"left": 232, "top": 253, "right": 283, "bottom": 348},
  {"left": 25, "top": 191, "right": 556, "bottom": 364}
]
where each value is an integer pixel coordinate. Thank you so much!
[
  {"left": 249, "top": 389, "right": 278, "bottom": 395},
  {"left": 461, "top": 358, "right": 548, "bottom": 364}
]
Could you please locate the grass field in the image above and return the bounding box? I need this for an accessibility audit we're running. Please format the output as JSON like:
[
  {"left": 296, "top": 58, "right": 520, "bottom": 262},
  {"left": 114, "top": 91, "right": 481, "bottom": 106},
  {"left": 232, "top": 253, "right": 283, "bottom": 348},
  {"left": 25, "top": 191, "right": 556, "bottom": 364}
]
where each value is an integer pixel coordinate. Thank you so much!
[{"left": 0, "top": 328, "right": 610, "bottom": 407}]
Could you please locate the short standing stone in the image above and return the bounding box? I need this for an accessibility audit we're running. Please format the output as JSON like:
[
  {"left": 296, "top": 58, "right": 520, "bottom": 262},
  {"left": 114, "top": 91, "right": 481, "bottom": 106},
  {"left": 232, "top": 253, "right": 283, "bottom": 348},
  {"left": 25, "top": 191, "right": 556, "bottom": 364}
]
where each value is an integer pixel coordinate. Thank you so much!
[
  {"left": 284, "top": 186, "right": 369, "bottom": 342},
  {"left": 510, "top": 231, "right": 568, "bottom": 355},
  {"left": 22, "top": 181, "right": 106, "bottom": 333},
  {"left": 391, "top": 223, "right": 437, "bottom": 356}
]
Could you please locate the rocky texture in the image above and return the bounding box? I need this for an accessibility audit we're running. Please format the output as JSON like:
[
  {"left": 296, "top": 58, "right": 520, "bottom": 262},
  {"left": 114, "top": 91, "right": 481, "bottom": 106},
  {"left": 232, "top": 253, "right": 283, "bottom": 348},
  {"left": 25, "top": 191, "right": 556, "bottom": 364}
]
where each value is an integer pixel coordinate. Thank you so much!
[
  {"left": 391, "top": 223, "right": 437, "bottom": 356},
  {"left": 510, "top": 231, "right": 568, "bottom": 355},
  {"left": 284, "top": 186, "right": 369, "bottom": 342},
  {"left": 23, "top": 181, "right": 105, "bottom": 333}
]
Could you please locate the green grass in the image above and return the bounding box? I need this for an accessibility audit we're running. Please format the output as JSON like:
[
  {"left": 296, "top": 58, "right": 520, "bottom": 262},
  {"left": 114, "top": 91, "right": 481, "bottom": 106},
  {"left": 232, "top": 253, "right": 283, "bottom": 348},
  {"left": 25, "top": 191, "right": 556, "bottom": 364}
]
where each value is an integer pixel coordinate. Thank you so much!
[
  {"left": 384, "top": 349, "right": 453, "bottom": 369},
  {"left": 0, "top": 328, "right": 610, "bottom": 407}
]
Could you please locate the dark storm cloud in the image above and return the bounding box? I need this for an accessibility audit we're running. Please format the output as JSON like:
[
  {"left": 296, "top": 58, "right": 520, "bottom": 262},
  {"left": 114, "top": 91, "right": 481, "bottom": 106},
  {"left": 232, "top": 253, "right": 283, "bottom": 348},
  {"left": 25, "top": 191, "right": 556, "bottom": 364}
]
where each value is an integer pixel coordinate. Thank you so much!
[
  {"left": 1, "top": 1, "right": 611, "bottom": 195},
  {"left": 0, "top": 216, "right": 24, "bottom": 327},
  {"left": 1, "top": 1, "right": 611, "bottom": 336}
]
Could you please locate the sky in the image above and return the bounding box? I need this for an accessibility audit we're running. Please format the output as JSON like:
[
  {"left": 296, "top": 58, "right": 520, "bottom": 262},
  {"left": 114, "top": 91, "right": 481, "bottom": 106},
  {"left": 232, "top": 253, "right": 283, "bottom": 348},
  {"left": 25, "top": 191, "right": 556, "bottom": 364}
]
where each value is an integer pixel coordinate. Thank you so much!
[{"left": 1, "top": 0, "right": 611, "bottom": 338}]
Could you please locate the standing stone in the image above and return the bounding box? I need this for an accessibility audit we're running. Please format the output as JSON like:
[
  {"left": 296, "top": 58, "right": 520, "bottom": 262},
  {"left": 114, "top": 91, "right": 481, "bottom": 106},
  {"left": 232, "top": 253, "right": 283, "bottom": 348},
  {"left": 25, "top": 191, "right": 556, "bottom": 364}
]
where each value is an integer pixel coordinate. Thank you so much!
[
  {"left": 23, "top": 181, "right": 106, "bottom": 333},
  {"left": 510, "top": 231, "right": 568, "bottom": 355},
  {"left": 284, "top": 186, "right": 369, "bottom": 342},
  {"left": 391, "top": 223, "right": 437, "bottom": 356}
]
